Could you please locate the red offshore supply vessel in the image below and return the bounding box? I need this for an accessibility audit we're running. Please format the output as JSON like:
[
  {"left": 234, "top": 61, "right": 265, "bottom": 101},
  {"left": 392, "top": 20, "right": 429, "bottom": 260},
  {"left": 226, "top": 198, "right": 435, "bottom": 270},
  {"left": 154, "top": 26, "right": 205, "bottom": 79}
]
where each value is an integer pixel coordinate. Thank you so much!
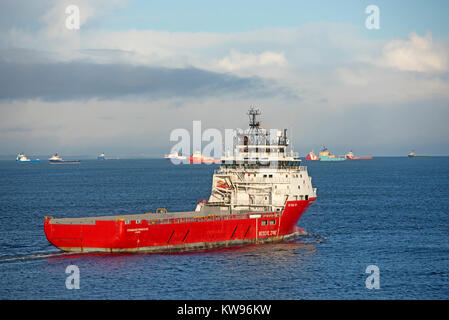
[{"left": 44, "top": 108, "right": 317, "bottom": 253}]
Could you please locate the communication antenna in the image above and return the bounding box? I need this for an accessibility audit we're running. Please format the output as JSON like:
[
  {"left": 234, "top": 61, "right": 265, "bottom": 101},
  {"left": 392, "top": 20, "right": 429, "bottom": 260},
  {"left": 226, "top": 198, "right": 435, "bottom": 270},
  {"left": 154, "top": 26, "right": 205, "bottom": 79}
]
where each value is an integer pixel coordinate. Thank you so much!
[{"left": 247, "top": 106, "right": 261, "bottom": 129}]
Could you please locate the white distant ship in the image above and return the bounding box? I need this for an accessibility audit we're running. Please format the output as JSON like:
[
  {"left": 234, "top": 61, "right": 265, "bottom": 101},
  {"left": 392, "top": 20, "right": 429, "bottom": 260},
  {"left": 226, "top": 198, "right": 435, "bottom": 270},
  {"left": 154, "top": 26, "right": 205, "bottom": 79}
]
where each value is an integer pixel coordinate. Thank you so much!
[
  {"left": 408, "top": 150, "right": 429, "bottom": 158},
  {"left": 16, "top": 153, "right": 40, "bottom": 163},
  {"left": 164, "top": 151, "right": 187, "bottom": 160},
  {"left": 48, "top": 153, "right": 80, "bottom": 164}
]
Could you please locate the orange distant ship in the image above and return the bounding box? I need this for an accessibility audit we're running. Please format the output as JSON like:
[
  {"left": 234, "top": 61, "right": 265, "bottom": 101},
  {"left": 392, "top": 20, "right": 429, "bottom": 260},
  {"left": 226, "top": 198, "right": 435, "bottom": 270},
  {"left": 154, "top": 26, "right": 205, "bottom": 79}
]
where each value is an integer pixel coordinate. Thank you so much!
[{"left": 189, "top": 150, "right": 220, "bottom": 164}]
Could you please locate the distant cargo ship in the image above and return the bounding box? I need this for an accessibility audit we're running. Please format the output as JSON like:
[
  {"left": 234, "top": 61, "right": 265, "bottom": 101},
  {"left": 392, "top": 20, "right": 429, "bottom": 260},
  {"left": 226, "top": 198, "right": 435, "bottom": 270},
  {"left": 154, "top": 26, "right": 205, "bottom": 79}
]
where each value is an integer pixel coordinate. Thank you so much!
[
  {"left": 408, "top": 150, "right": 429, "bottom": 158},
  {"left": 318, "top": 147, "right": 345, "bottom": 161},
  {"left": 97, "top": 153, "right": 119, "bottom": 160},
  {"left": 97, "top": 153, "right": 106, "bottom": 160},
  {"left": 16, "top": 153, "right": 40, "bottom": 163},
  {"left": 345, "top": 151, "right": 373, "bottom": 160},
  {"left": 48, "top": 154, "right": 80, "bottom": 164}
]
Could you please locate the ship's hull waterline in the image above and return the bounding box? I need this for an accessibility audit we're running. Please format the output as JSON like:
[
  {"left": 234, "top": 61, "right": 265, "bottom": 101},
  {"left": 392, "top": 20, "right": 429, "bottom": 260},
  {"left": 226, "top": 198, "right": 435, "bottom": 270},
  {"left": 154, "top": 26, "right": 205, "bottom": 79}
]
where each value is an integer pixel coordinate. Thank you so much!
[
  {"left": 49, "top": 160, "right": 81, "bottom": 164},
  {"left": 44, "top": 198, "right": 315, "bottom": 253}
]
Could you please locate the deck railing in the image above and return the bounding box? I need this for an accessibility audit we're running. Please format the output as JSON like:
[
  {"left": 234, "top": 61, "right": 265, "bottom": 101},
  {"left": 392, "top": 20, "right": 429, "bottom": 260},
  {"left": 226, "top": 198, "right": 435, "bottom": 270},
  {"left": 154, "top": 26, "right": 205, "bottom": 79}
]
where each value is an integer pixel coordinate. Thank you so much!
[
  {"left": 124, "top": 211, "right": 281, "bottom": 226},
  {"left": 214, "top": 166, "right": 307, "bottom": 175}
]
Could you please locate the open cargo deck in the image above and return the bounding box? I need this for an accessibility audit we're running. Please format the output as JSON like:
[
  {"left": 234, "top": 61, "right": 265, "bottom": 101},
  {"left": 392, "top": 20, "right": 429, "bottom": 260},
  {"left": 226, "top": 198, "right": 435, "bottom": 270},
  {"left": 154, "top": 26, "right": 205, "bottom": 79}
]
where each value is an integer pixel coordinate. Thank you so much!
[{"left": 46, "top": 208, "right": 281, "bottom": 225}]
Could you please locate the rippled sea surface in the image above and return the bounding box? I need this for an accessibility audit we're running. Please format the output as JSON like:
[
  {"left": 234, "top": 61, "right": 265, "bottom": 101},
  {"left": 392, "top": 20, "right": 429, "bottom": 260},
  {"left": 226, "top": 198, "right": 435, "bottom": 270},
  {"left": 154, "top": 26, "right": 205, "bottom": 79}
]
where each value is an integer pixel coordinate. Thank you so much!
[{"left": 0, "top": 158, "right": 448, "bottom": 299}]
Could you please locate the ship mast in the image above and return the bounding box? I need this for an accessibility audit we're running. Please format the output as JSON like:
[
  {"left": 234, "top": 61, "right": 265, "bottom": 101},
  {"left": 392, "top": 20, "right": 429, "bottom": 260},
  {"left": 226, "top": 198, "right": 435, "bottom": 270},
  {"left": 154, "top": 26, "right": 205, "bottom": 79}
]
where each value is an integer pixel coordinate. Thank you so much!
[
  {"left": 247, "top": 106, "right": 261, "bottom": 130},
  {"left": 245, "top": 106, "right": 271, "bottom": 148}
]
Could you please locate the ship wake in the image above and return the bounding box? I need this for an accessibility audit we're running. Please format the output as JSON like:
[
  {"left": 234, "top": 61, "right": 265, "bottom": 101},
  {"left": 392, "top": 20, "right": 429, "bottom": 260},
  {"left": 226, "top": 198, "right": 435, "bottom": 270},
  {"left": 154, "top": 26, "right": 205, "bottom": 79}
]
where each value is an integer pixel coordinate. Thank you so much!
[{"left": 0, "top": 251, "right": 78, "bottom": 264}]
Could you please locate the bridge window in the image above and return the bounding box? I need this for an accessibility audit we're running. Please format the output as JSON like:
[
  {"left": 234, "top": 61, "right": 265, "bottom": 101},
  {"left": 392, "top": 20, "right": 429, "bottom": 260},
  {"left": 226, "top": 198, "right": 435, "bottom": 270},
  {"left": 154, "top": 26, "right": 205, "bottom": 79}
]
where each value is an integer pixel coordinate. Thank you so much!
[
  {"left": 261, "top": 220, "right": 268, "bottom": 226},
  {"left": 270, "top": 220, "right": 276, "bottom": 225}
]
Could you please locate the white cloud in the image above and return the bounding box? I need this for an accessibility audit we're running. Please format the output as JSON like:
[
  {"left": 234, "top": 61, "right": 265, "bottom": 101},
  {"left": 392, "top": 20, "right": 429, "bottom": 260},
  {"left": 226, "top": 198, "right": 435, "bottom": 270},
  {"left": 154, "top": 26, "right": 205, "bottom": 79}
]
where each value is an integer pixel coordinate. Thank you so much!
[
  {"left": 2, "top": 17, "right": 449, "bottom": 109},
  {"left": 2, "top": 2, "right": 449, "bottom": 156},
  {"left": 331, "top": 66, "right": 449, "bottom": 108},
  {"left": 217, "top": 50, "right": 287, "bottom": 71},
  {"left": 379, "top": 32, "right": 448, "bottom": 73}
]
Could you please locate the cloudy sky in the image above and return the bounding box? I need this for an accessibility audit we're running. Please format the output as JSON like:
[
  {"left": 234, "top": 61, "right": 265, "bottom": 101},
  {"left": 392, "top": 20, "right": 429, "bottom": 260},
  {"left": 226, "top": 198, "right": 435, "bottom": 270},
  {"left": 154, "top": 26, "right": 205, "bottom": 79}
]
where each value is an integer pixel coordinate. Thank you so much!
[{"left": 1, "top": 0, "right": 448, "bottom": 157}]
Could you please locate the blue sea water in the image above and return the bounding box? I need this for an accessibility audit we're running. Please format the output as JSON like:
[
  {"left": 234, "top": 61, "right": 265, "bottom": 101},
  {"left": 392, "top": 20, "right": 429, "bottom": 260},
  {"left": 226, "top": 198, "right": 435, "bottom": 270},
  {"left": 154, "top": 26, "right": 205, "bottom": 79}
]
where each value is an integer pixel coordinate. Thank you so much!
[{"left": 0, "top": 157, "right": 448, "bottom": 299}]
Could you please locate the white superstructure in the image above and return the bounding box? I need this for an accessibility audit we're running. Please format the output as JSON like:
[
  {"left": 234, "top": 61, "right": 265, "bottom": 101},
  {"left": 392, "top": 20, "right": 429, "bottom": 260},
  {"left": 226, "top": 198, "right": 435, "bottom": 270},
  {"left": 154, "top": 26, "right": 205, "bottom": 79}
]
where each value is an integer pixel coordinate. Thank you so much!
[
  {"left": 49, "top": 154, "right": 62, "bottom": 161},
  {"left": 196, "top": 107, "right": 317, "bottom": 214},
  {"left": 16, "top": 153, "right": 31, "bottom": 162}
]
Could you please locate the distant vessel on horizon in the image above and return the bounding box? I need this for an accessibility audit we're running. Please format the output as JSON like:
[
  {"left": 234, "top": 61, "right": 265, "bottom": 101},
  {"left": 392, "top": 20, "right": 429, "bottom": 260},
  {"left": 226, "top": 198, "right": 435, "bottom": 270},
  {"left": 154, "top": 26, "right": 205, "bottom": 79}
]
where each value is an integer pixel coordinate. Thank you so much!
[
  {"left": 408, "top": 150, "right": 430, "bottom": 158},
  {"left": 97, "top": 153, "right": 106, "bottom": 160},
  {"left": 164, "top": 151, "right": 187, "bottom": 161},
  {"left": 97, "top": 153, "right": 119, "bottom": 160},
  {"left": 16, "top": 153, "right": 40, "bottom": 163},
  {"left": 318, "top": 147, "right": 346, "bottom": 161},
  {"left": 48, "top": 153, "right": 80, "bottom": 164},
  {"left": 189, "top": 150, "right": 220, "bottom": 164},
  {"left": 345, "top": 151, "right": 373, "bottom": 160},
  {"left": 305, "top": 150, "right": 319, "bottom": 161}
]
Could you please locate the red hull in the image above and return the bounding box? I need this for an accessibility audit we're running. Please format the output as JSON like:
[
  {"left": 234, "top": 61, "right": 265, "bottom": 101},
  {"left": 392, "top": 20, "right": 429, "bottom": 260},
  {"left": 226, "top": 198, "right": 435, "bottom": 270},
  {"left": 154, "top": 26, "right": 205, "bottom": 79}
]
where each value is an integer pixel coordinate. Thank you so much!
[
  {"left": 44, "top": 198, "right": 315, "bottom": 253},
  {"left": 189, "top": 157, "right": 220, "bottom": 164},
  {"left": 305, "top": 152, "right": 319, "bottom": 161}
]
